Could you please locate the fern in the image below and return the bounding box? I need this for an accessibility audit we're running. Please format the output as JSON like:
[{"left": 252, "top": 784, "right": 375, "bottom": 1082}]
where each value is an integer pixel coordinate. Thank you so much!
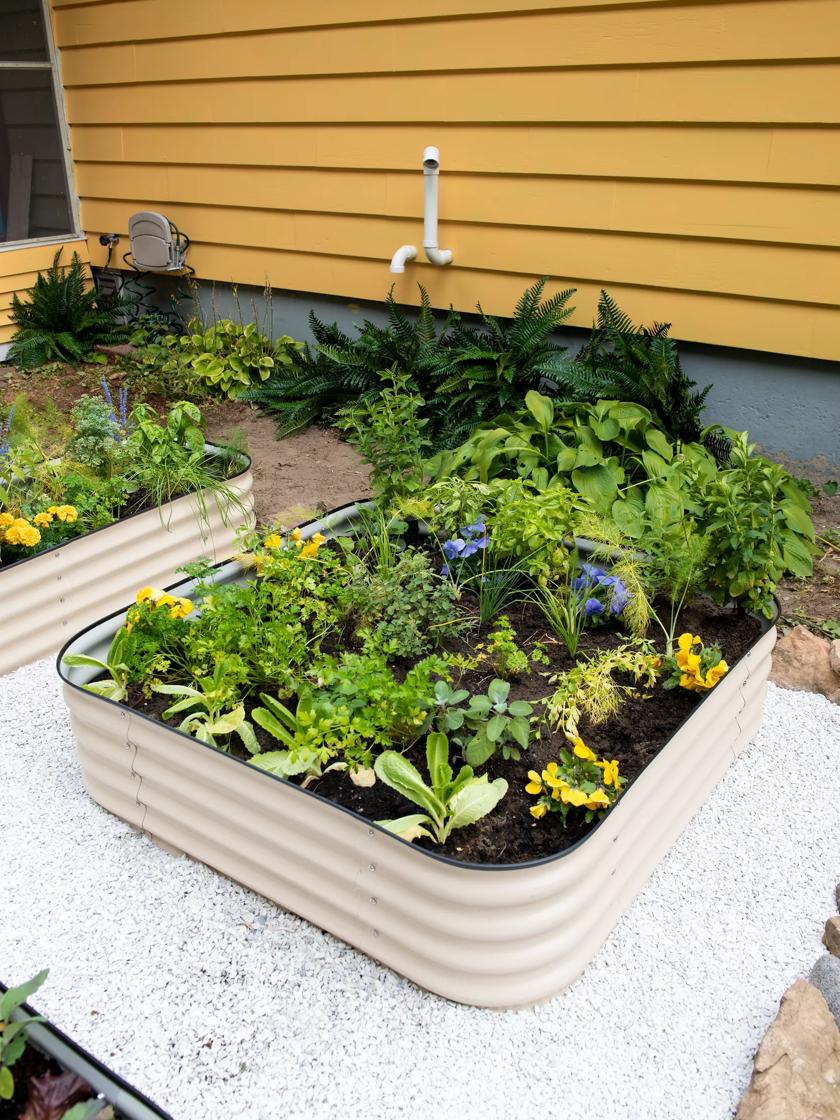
[
  {"left": 8, "top": 249, "right": 128, "bottom": 369},
  {"left": 423, "top": 278, "right": 575, "bottom": 444},
  {"left": 249, "top": 279, "right": 576, "bottom": 447},
  {"left": 557, "top": 290, "right": 710, "bottom": 443}
]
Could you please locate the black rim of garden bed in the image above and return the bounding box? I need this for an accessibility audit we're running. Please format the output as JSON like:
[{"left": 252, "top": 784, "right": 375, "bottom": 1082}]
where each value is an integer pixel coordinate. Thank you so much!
[
  {"left": 0, "top": 981, "right": 174, "bottom": 1120},
  {"left": 0, "top": 443, "right": 251, "bottom": 575},
  {"left": 57, "top": 499, "right": 779, "bottom": 873}
]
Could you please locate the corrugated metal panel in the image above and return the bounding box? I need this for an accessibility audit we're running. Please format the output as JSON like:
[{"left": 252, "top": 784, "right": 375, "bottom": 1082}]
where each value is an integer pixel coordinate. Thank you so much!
[
  {"left": 46, "top": 0, "right": 840, "bottom": 360},
  {"left": 59, "top": 523, "right": 776, "bottom": 1009},
  {"left": 0, "top": 459, "right": 253, "bottom": 676}
]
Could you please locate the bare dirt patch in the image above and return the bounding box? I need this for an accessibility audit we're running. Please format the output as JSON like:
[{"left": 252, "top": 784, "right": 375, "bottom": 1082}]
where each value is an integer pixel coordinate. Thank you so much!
[{"left": 202, "top": 401, "right": 370, "bottom": 525}]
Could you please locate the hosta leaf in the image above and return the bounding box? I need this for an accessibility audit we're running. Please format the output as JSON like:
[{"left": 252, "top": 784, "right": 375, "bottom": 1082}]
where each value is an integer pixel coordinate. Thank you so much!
[{"left": 572, "top": 464, "right": 619, "bottom": 511}]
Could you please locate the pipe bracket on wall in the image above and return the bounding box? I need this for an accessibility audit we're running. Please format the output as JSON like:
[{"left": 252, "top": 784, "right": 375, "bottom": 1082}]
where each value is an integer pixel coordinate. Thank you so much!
[{"left": 388, "top": 146, "right": 453, "bottom": 271}]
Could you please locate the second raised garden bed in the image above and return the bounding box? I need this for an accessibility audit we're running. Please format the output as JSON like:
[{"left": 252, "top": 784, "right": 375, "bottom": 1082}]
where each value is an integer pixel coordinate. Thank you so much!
[
  {"left": 1, "top": 445, "right": 252, "bottom": 676},
  {"left": 59, "top": 505, "right": 776, "bottom": 1009}
]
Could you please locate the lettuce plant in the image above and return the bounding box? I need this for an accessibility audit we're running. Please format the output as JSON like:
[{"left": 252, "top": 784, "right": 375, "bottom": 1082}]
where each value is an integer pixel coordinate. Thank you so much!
[{"left": 374, "top": 732, "right": 508, "bottom": 844}]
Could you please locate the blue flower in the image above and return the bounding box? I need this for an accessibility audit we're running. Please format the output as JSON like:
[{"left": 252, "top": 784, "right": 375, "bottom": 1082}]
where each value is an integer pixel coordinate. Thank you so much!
[
  {"left": 609, "top": 580, "right": 632, "bottom": 616},
  {"left": 461, "top": 539, "right": 480, "bottom": 559},
  {"left": 440, "top": 564, "right": 450, "bottom": 578},
  {"left": 465, "top": 520, "right": 486, "bottom": 536},
  {"left": 583, "top": 598, "right": 605, "bottom": 618},
  {"left": 442, "top": 538, "right": 466, "bottom": 559}
]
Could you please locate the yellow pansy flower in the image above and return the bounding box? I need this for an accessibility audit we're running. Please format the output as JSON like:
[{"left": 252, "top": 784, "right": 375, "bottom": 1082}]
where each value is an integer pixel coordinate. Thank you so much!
[
  {"left": 290, "top": 526, "right": 301, "bottom": 541},
  {"left": 136, "top": 586, "right": 159, "bottom": 604},
  {"left": 33, "top": 511, "right": 54, "bottom": 527},
  {"left": 168, "top": 597, "right": 193, "bottom": 620},
  {"left": 525, "top": 770, "right": 544, "bottom": 796},
  {"left": 300, "top": 531, "right": 326, "bottom": 558},
  {"left": 561, "top": 787, "right": 588, "bottom": 808},
  {"left": 530, "top": 803, "right": 548, "bottom": 820},
  {"left": 263, "top": 533, "right": 282, "bottom": 550},
  {"left": 156, "top": 593, "right": 177, "bottom": 608},
  {"left": 572, "top": 737, "right": 597, "bottom": 763},
  {"left": 585, "top": 790, "right": 611, "bottom": 811},
  {"left": 601, "top": 759, "right": 621, "bottom": 788}
]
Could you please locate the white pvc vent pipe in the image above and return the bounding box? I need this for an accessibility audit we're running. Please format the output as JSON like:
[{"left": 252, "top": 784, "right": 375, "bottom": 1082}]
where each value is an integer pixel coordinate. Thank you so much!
[
  {"left": 389, "top": 146, "right": 453, "bottom": 272},
  {"left": 422, "top": 146, "right": 453, "bottom": 266}
]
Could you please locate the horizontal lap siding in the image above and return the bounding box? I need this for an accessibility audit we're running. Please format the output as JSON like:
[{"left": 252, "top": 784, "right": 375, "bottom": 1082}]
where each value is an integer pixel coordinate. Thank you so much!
[
  {"left": 0, "top": 239, "right": 90, "bottom": 344},
  {"left": 51, "top": 0, "right": 840, "bottom": 359}
]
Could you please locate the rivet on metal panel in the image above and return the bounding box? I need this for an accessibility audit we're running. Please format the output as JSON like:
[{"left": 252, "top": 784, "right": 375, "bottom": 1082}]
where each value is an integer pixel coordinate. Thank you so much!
[
  {"left": 59, "top": 596, "right": 65, "bottom": 604},
  {"left": 369, "top": 897, "right": 378, "bottom": 906},
  {"left": 372, "top": 929, "right": 379, "bottom": 937},
  {"left": 368, "top": 828, "right": 375, "bottom": 838},
  {"left": 368, "top": 863, "right": 376, "bottom": 872}
]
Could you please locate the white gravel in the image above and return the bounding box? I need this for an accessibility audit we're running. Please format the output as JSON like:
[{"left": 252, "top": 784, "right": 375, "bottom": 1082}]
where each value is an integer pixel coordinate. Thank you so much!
[{"left": 2, "top": 660, "right": 839, "bottom": 1120}]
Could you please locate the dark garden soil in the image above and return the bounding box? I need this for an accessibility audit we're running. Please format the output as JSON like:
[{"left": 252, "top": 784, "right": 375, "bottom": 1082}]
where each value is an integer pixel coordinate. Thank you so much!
[{"left": 125, "top": 593, "right": 762, "bottom": 867}]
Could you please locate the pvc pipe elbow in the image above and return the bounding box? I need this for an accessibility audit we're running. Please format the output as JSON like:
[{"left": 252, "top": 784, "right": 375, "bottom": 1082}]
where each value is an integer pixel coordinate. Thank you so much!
[
  {"left": 423, "top": 244, "right": 453, "bottom": 266},
  {"left": 389, "top": 244, "right": 417, "bottom": 273}
]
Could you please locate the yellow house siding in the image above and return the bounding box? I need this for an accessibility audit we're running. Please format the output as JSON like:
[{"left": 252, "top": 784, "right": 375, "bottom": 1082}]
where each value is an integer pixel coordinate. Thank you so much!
[
  {"left": 50, "top": 0, "right": 840, "bottom": 359},
  {"left": 0, "top": 239, "right": 90, "bottom": 345}
]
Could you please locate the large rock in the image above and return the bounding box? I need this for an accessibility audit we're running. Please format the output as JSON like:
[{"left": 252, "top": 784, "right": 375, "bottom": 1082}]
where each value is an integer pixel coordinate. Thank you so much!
[
  {"left": 770, "top": 626, "right": 840, "bottom": 704},
  {"left": 826, "top": 918, "right": 840, "bottom": 959},
  {"left": 811, "top": 954, "right": 840, "bottom": 1028},
  {"left": 735, "top": 979, "right": 840, "bottom": 1120}
]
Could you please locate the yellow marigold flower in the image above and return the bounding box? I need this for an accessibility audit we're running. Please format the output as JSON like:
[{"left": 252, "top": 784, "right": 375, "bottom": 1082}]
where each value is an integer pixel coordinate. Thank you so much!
[
  {"left": 572, "top": 738, "right": 597, "bottom": 763},
  {"left": 19, "top": 526, "right": 41, "bottom": 547},
  {"left": 585, "top": 790, "right": 611, "bottom": 811},
  {"left": 47, "top": 506, "right": 61, "bottom": 516},
  {"left": 525, "top": 770, "right": 544, "bottom": 795},
  {"left": 263, "top": 533, "right": 282, "bottom": 550},
  {"left": 601, "top": 759, "right": 621, "bottom": 788},
  {"left": 5, "top": 522, "right": 40, "bottom": 547},
  {"left": 561, "top": 787, "right": 588, "bottom": 808},
  {"left": 54, "top": 505, "right": 77, "bottom": 523},
  {"left": 33, "top": 511, "right": 53, "bottom": 527},
  {"left": 0, "top": 512, "right": 13, "bottom": 528},
  {"left": 530, "top": 803, "right": 548, "bottom": 820}
]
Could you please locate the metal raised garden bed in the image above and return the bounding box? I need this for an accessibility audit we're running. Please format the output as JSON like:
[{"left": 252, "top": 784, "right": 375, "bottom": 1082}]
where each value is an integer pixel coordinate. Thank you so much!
[
  {"left": 58, "top": 503, "right": 776, "bottom": 1009},
  {"left": 1, "top": 446, "right": 253, "bottom": 676},
  {"left": 1, "top": 981, "right": 173, "bottom": 1119}
]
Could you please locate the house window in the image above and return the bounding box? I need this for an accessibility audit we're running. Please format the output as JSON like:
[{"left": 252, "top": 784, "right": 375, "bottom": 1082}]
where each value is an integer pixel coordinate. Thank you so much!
[{"left": 0, "top": 0, "right": 76, "bottom": 244}]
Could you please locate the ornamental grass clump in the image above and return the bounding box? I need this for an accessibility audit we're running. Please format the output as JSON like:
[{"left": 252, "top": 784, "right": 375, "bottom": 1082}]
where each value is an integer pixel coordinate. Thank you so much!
[{"left": 525, "top": 736, "right": 624, "bottom": 823}]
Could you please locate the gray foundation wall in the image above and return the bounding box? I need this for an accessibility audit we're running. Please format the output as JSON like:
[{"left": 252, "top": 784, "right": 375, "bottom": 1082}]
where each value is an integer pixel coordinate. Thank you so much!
[{"left": 141, "top": 276, "right": 840, "bottom": 469}]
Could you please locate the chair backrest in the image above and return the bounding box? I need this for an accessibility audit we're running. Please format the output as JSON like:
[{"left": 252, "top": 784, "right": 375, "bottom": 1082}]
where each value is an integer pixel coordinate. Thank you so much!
[{"left": 128, "top": 211, "right": 185, "bottom": 271}]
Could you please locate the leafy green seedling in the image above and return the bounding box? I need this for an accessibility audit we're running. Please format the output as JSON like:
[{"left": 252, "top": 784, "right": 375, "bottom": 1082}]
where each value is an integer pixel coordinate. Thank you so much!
[
  {"left": 464, "top": 679, "right": 533, "bottom": 766},
  {"left": 0, "top": 969, "right": 48, "bottom": 1100},
  {"left": 374, "top": 732, "right": 507, "bottom": 845}
]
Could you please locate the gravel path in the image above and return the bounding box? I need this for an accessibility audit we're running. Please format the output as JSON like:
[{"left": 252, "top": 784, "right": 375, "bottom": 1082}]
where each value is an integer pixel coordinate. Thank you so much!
[{"left": 2, "top": 661, "right": 838, "bottom": 1120}]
